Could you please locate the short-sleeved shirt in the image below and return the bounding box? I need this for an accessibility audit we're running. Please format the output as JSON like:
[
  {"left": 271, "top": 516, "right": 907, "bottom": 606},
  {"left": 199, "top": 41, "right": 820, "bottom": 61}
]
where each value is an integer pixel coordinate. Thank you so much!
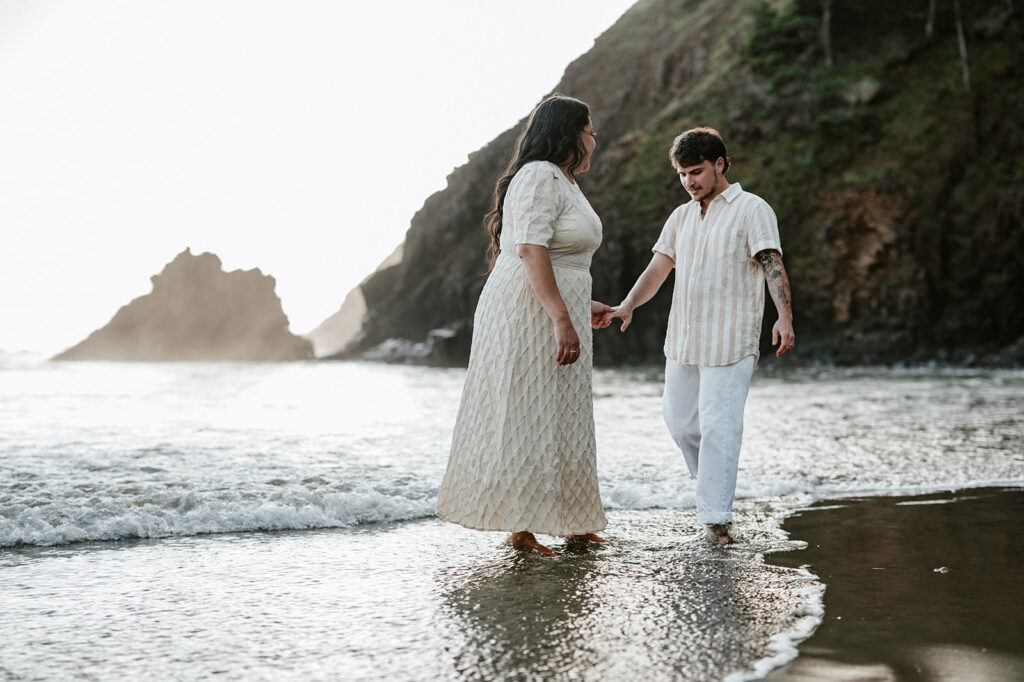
[{"left": 652, "top": 183, "right": 782, "bottom": 367}]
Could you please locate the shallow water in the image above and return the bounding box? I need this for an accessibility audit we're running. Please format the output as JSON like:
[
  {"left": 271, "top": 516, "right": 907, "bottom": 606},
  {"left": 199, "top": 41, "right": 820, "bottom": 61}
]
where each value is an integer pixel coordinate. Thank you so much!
[
  {"left": 1, "top": 356, "right": 1022, "bottom": 680},
  {"left": 2, "top": 358, "right": 1021, "bottom": 547},
  {"left": 0, "top": 506, "right": 819, "bottom": 682}
]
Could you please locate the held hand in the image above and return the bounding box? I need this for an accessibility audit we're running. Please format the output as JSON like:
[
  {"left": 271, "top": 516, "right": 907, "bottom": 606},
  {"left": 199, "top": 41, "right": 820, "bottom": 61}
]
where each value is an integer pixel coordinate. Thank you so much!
[
  {"left": 606, "top": 305, "right": 635, "bottom": 332},
  {"left": 772, "top": 317, "right": 795, "bottom": 357},
  {"left": 590, "top": 300, "right": 614, "bottom": 329},
  {"left": 555, "top": 318, "right": 581, "bottom": 365}
]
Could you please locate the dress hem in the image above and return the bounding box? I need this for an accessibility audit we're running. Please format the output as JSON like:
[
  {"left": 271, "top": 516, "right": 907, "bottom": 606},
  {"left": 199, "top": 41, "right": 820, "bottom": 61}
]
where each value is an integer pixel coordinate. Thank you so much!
[{"left": 435, "top": 510, "right": 607, "bottom": 538}]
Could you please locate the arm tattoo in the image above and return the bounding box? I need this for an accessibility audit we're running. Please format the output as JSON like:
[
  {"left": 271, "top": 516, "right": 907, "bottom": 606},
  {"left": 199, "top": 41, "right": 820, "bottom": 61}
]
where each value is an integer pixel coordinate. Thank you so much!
[{"left": 755, "top": 249, "right": 791, "bottom": 311}]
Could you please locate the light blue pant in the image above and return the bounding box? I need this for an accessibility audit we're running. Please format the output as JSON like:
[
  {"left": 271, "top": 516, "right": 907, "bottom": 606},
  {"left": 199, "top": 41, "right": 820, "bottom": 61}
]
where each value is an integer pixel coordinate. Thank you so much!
[{"left": 662, "top": 355, "right": 755, "bottom": 525}]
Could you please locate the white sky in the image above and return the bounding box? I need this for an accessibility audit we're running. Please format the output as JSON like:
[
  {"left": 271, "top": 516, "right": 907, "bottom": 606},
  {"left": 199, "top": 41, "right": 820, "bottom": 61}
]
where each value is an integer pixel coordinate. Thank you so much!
[{"left": 0, "top": 0, "right": 635, "bottom": 354}]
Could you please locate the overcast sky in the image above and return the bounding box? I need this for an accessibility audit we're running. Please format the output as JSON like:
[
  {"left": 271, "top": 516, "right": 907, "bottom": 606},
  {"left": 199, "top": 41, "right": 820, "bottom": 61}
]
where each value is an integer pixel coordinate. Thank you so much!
[{"left": 0, "top": 0, "right": 635, "bottom": 354}]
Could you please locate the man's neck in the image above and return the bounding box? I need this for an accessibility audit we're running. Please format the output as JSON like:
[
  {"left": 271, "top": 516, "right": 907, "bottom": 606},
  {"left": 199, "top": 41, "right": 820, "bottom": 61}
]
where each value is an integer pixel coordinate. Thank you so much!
[{"left": 699, "top": 180, "right": 730, "bottom": 215}]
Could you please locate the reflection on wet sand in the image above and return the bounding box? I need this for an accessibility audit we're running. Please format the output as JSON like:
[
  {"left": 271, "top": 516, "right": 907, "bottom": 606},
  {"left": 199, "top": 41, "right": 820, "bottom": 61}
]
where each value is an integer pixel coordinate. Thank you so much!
[
  {"left": 767, "top": 488, "right": 1024, "bottom": 681},
  {"left": 438, "top": 552, "right": 602, "bottom": 679},
  {"left": 437, "top": 508, "right": 822, "bottom": 681}
]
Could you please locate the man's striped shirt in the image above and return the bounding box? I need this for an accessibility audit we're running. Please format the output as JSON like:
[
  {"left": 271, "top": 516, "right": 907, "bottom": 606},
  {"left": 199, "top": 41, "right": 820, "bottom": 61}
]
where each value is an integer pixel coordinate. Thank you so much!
[{"left": 652, "top": 183, "right": 782, "bottom": 367}]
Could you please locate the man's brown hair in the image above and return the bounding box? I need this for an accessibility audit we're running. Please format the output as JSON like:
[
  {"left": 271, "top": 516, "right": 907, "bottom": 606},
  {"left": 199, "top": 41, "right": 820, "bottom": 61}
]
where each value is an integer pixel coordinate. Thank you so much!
[{"left": 669, "top": 127, "right": 731, "bottom": 173}]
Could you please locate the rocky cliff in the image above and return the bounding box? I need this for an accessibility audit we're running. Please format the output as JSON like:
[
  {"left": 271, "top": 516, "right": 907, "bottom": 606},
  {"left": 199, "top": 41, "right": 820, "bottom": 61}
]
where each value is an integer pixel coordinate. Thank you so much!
[
  {"left": 54, "top": 249, "right": 313, "bottom": 362},
  {"left": 343, "top": 0, "right": 1024, "bottom": 366}
]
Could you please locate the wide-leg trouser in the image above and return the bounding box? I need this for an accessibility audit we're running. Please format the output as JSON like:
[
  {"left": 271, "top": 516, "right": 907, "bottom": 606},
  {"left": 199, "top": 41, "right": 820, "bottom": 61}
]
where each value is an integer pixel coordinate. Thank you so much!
[{"left": 662, "top": 355, "right": 755, "bottom": 525}]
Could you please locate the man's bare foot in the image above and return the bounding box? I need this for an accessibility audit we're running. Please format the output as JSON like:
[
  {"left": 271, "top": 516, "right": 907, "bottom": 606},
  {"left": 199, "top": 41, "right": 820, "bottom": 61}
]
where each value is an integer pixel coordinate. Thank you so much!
[
  {"left": 568, "top": 533, "right": 622, "bottom": 548},
  {"left": 706, "top": 523, "right": 734, "bottom": 546},
  {"left": 511, "top": 531, "right": 557, "bottom": 557}
]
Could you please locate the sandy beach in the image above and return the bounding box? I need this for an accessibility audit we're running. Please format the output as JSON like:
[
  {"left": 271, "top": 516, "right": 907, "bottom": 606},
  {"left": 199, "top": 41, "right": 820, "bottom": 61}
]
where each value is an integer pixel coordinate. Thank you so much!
[{"left": 767, "top": 487, "right": 1024, "bottom": 681}]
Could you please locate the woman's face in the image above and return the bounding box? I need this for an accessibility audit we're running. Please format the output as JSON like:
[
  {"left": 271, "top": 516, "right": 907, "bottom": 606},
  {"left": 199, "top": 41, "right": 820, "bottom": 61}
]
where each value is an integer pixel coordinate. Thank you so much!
[{"left": 578, "top": 118, "right": 596, "bottom": 172}]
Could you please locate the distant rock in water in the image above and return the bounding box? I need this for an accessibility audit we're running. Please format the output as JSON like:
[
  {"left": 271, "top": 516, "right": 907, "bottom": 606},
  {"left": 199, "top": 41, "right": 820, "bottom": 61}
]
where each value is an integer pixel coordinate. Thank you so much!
[{"left": 53, "top": 249, "right": 313, "bottom": 362}]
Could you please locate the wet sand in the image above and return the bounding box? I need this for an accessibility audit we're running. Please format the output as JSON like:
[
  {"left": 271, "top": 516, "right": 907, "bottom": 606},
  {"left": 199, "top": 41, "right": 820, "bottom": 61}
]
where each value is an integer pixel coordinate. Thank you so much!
[{"left": 766, "top": 487, "right": 1024, "bottom": 681}]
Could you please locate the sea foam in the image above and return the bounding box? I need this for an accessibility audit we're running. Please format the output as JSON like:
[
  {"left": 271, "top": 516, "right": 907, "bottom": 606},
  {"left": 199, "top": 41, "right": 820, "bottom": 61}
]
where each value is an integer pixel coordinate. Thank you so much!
[
  {"left": 2, "top": 362, "right": 1022, "bottom": 551},
  {"left": 0, "top": 484, "right": 436, "bottom": 547}
]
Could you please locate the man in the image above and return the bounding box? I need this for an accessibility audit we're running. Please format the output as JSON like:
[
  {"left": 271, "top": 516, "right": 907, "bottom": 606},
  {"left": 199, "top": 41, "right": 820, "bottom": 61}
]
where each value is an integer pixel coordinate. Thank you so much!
[{"left": 607, "top": 127, "right": 795, "bottom": 545}]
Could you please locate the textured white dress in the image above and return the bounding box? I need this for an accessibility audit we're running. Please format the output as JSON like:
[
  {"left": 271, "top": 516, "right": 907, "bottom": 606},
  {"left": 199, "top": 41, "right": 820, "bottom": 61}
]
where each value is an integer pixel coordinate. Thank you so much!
[{"left": 436, "top": 160, "right": 607, "bottom": 537}]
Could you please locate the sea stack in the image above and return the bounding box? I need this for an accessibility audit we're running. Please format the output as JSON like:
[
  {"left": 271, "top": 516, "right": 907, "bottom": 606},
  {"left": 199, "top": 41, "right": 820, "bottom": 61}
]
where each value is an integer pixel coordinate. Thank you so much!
[{"left": 54, "top": 248, "right": 313, "bottom": 362}]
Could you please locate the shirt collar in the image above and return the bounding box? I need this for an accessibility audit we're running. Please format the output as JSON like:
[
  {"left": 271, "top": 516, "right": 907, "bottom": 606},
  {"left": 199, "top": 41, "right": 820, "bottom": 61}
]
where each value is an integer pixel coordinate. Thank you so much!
[
  {"left": 720, "top": 183, "right": 742, "bottom": 203},
  {"left": 686, "top": 182, "right": 743, "bottom": 208}
]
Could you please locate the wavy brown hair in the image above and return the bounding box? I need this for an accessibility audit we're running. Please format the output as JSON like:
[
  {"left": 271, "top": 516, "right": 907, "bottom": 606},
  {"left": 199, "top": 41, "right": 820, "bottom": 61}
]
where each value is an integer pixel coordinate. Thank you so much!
[
  {"left": 484, "top": 94, "right": 591, "bottom": 270},
  {"left": 670, "top": 127, "right": 731, "bottom": 173}
]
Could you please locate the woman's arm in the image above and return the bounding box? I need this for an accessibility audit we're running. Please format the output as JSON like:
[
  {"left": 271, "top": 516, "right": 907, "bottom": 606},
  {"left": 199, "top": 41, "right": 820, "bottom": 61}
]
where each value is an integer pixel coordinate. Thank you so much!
[
  {"left": 607, "top": 252, "right": 676, "bottom": 331},
  {"left": 517, "top": 244, "right": 580, "bottom": 366}
]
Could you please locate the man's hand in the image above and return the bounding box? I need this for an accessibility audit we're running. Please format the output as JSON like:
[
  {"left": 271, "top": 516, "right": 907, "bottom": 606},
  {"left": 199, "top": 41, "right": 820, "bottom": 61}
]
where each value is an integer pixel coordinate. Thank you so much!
[
  {"left": 600, "top": 253, "right": 673, "bottom": 335},
  {"left": 590, "top": 300, "right": 613, "bottom": 329},
  {"left": 605, "top": 305, "right": 635, "bottom": 332},
  {"left": 756, "top": 249, "right": 795, "bottom": 357},
  {"left": 773, "top": 316, "right": 795, "bottom": 356}
]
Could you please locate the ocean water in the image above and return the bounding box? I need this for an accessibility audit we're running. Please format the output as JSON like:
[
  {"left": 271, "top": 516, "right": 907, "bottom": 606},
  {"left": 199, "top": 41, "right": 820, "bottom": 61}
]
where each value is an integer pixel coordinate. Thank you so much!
[
  {"left": 3, "top": 356, "right": 1021, "bottom": 548},
  {"left": 1, "top": 354, "right": 1022, "bottom": 680}
]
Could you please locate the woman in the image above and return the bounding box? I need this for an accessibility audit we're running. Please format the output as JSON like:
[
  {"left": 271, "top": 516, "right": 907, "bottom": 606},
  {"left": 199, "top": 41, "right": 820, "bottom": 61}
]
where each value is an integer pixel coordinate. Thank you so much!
[{"left": 436, "top": 94, "right": 613, "bottom": 556}]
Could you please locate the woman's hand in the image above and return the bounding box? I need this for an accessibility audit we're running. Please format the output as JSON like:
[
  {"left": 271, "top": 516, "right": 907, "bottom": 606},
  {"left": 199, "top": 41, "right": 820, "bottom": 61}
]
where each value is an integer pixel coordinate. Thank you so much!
[
  {"left": 590, "top": 300, "right": 613, "bottom": 329},
  {"left": 517, "top": 244, "right": 581, "bottom": 365},
  {"left": 554, "top": 317, "right": 581, "bottom": 365}
]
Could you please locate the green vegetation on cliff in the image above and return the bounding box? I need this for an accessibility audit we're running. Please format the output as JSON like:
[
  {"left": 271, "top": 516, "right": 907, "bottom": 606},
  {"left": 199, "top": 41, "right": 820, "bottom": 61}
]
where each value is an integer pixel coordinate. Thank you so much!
[{"left": 347, "top": 0, "right": 1023, "bottom": 366}]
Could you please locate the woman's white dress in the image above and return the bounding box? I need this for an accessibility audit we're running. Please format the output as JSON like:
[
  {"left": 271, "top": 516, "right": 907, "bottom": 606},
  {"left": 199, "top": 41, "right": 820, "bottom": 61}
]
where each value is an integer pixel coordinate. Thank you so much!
[{"left": 436, "top": 160, "right": 607, "bottom": 537}]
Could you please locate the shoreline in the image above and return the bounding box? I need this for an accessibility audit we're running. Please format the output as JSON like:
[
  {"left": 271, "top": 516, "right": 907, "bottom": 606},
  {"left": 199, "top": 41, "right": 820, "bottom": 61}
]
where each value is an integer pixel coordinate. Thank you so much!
[
  {"left": 6, "top": 350, "right": 1024, "bottom": 372},
  {"left": 0, "top": 502, "right": 822, "bottom": 682},
  {"left": 6, "top": 475, "right": 1024, "bottom": 550},
  {"left": 2, "top": 488, "right": 1022, "bottom": 680},
  {"left": 765, "top": 486, "right": 1024, "bottom": 681}
]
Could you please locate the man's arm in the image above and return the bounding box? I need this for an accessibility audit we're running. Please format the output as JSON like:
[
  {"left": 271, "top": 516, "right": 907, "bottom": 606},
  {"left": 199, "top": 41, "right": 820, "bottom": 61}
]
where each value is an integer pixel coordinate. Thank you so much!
[
  {"left": 607, "top": 252, "right": 676, "bottom": 332},
  {"left": 755, "top": 249, "right": 795, "bottom": 356}
]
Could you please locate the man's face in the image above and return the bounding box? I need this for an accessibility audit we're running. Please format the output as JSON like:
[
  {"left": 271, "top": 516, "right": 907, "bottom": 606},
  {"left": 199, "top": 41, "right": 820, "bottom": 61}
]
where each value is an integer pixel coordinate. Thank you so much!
[{"left": 676, "top": 159, "right": 721, "bottom": 202}]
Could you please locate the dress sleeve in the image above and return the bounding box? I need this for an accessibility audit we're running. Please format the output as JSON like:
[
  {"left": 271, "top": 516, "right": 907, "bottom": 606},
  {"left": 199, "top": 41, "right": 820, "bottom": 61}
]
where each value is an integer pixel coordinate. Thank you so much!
[
  {"left": 652, "top": 207, "right": 681, "bottom": 262},
  {"left": 506, "top": 163, "right": 563, "bottom": 248},
  {"left": 746, "top": 198, "right": 783, "bottom": 257}
]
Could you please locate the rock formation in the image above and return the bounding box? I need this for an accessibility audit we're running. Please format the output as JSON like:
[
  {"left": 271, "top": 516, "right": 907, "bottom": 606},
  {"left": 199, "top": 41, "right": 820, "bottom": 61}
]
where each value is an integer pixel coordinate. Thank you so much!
[
  {"left": 54, "top": 249, "right": 313, "bottom": 362},
  {"left": 306, "top": 287, "right": 366, "bottom": 358},
  {"left": 306, "top": 244, "right": 402, "bottom": 358},
  {"left": 342, "top": 0, "right": 1024, "bottom": 366}
]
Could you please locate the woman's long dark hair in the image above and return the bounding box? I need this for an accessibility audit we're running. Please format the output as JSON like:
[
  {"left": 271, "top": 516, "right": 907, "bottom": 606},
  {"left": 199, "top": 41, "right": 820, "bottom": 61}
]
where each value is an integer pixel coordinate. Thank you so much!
[{"left": 485, "top": 94, "right": 591, "bottom": 270}]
